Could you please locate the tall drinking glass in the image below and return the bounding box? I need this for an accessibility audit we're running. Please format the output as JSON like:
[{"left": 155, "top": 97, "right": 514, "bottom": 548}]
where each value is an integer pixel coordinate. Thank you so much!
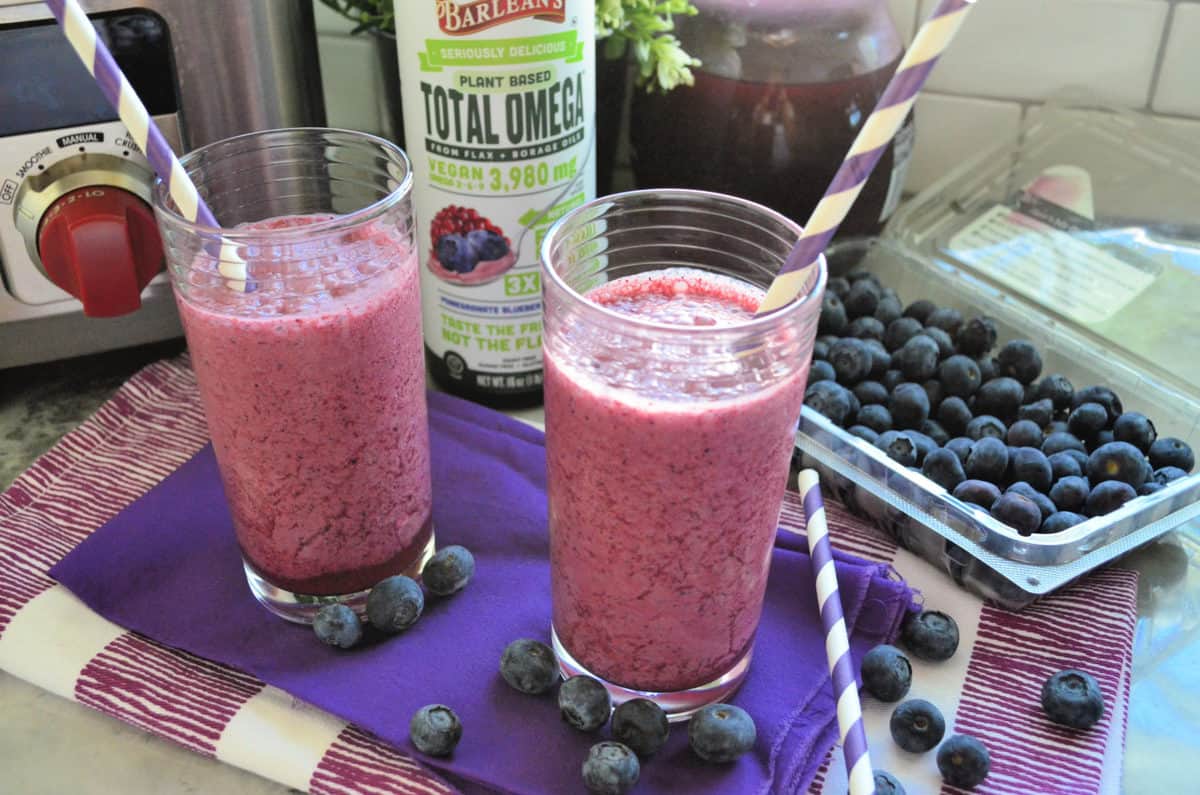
[
  {"left": 541, "top": 189, "right": 824, "bottom": 717},
  {"left": 154, "top": 129, "right": 433, "bottom": 623}
]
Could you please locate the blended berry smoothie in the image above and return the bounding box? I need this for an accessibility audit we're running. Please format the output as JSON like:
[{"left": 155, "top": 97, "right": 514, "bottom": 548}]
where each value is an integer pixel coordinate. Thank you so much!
[
  {"left": 545, "top": 268, "right": 809, "bottom": 692},
  {"left": 177, "top": 214, "right": 433, "bottom": 597}
]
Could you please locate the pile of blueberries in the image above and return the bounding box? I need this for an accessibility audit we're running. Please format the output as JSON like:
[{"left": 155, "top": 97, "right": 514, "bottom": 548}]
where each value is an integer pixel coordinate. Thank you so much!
[
  {"left": 804, "top": 271, "right": 1195, "bottom": 536},
  {"left": 862, "top": 608, "right": 1106, "bottom": 793}
]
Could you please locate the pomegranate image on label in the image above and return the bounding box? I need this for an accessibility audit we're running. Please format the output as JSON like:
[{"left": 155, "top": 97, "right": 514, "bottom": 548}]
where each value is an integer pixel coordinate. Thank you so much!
[{"left": 427, "top": 204, "right": 516, "bottom": 285}]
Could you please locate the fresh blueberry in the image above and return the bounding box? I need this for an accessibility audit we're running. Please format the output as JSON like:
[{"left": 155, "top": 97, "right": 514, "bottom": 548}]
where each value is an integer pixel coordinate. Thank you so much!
[
  {"left": 1087, "top": 441, "right": 1149, "bottom": 488},
  {"left": 809, "top": 359, "right": 837, "bottom": 385},
  {"left": 945, "top": 437, "right": 975, "bottom": 464},
  {"left": 847, "top": 316, "right": 886, "bottom": 341},
  {"left": 804, "top": 381, "right": 855, "bottom": 427},
  {"left": 582, "top": 742, "right": 640, "bottom": 795},
  {"left": 1085, "top": 480, "right": 1137, "bottom": 517},
  {"left": 889, "top": 383, "right": 930, "bottom": 429},
  {"left": 848, "top": 425, "right": 880, "bottom": 444},
  {"left": 925, "top": 306, "right": 964, "bottom": 335},
  {"left": 906, "top": 431, "right": 939, "bottom": 466},
  {"left": 499, "top": 638, "right": 559, "bottom": 694},
  {"left": 1049, "top": 476, "right": 1091, "bottom": 513},
  {"left": 966, "top": 415, "right": 1007, "bottom": 442},
  {"left": 921, "top": 379, "right": 945, "bottom": 411},
  {"left": 688, "top": 704, "right": 757, "bottom": 763},
  {"left": 862, "top": 339, "right": 892, "bottom": 379},
  {"left": 996, "top": 340, "right": 1043, "bottom": 384},
  {"left": 895, "top": 335, "right": 941, "bottom": 382},
  {"left": 874, "top": 294, "right": 904, "bottom": 326},
  {"left": 812, "top": 339, "right": 830, "bottom": 361},
  {"left": 1024, "top": 380, "right": 1040, "bottom": 404},
  {"left": 901, "top": 610, "right": 959, "bottom": 661},
  {"left": 955, "top": 316, "right": 998, "bottom": 357},
  {"left": 1041, "top": 670, "right": 1104, "bottom": 730},
  {"left": 853, "top": 380, "right": 889, "bottom": 406},
  {"left": 991, "top": 492, "right": 1042, "bottom": 535},
  {"left": 1007, "top": 482, "right": 1056, "bottom": 519},
  {"left": 921, "top": 419, "right": 951, "bottom": 447},
  {"left": 558, "top": 675, "right": 611, "bottom": 732},
  {"left": 611, "top": 698, "right": 670, "bottom": 757},
  {"left": 827, "top": 276, "right": 851, "bottom": 299},
  {"left": 1067, "top": 402, "right": 1109, "bottom": 439},
  {"left": 1040, "top": 511, "right": 1088, "bottom": 533},
  {"left": 1048, "top": 451, "right": 1085, "bottom": 481},
  {"left": 965, "top": 437, "right": 1009, "bottom": 483},
  {"left": 922, "top": 448, "right": 967, "bottom": 491},
  {"left": 953, "top": 479, "right": 1002, "bottom": 509},
  {"left": 976, "top": 356, "right": 998, "bottom": 383},
  {"left": 1153, "top": 466, "right": 1189, "bottom": 485},
  {"left": 844, "top": 279, "right": 881, "bottom": 318},
  {"left": 1047, "top": 420, "right": 1071, "bottom": 435},
  {"left": 876, "top": 430, "right": 918, "bottom": 467},
  {"left": 975, "top": 377, "right": 1025, "bottom": 423},
  {"left": 1087, "top": 429, "right": 1116, "bottom": 454},
  {"left": 938, "top": 355, "right": 982, "bottom": 398},
  {"left": 1018, "top": 398, "right": 1055, "bottom": 428},
  {"left": 1112, "top": 412, "right": 1157, "bottom": 454},
  {"left": 312, "top": 603, "right": 362, "bottom": 649},
  {"left": 846, "top": 269, "right": 882, "bottom": 287},
  {"left": 923, "top": 326, "right": 955, "bottom": 359},
  {"left": 937, "top": 734, "right": 990, "bottom": 789},
  {"left": 937, "top": 397, "right": 974, "bottom": 437},
  {"left": 889, "top": 699, "right": 946, "bottom": 753},
  {"left": 435, "top": 234, "right": 480, "bottom": 273},
  {"left": 1007, "top": 419, "right": 1044, "bottom": 449},
  {"left": 856, "top": 404, "right": 893, "bottom": 434},
  {"left": 881, "top": 369, "right": 905, "bottom": 392},
  {"left": 422, "top": 545, "right": 475, "bottom": 596},
  {"left": 466, "top": 228, "right": 508, "bottom": 260},
  {"left": 902, "top": 299, "right": 937, "bottom": 324},
  {"left": 1010, "top": 447, "right": 1053, "bottom": 492},
  {"left": 874, "top": 770, "right": 907, "bottom": 795},
  {"left": 861, "top": 644, "right": 912, "bottom": 702},
  {"left": 409, "top": 704, "right": 462, "bottom": 756},
  {"left": 884, "top": 317, "right": 925, "bottom": 352},
  {"left": 817, "top": 333, "right": 840, "bottom": 350},
  {"left": 366, "top": 575, "right": 424, "bottom": 634},
  {"left": 829, "top": 338, "right": 873, "bottom": 386},
  {"left": 1042, "top": 431, "right": 1087, "bottom": 456},
  {"left": 819, "top": 294, "right": 848, "bottom": 335},
  {"left": 1139, "top": 481, "right": 1165, "bottom": 495},
  {"left": 1036, "top": 373, "right": 1075, "bottom": 412},
  {"left": 1149, "top": 437, "right": 1194, "bottom": 473},
  {"left": 1071, "top": 385, "right": 1124, "bottom": 424}
]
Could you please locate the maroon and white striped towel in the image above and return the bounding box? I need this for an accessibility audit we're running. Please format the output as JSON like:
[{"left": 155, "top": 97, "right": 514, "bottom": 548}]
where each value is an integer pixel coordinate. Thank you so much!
[{"left": 0, "top": 356, "right": 1135, "bottom": 794}]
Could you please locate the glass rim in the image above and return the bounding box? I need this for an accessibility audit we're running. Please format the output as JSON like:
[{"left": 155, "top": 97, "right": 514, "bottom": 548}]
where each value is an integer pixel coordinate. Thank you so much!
[
  {"left": 539, "top": 188, "right": 826, "bottom": 336},
  {"left": 151, "top": 126, "right": 413, "bottom": 241}
]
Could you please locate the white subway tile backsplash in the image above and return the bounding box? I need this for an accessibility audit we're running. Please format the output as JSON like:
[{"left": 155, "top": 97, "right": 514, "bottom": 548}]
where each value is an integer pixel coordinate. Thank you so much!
[
  {"left": 887, "top": 0, "right": 917, "bottom": 44},
  {"left": 918, "top": 0, "right": 1168, "bottom": 107},
  {"left": 906, "top": 93, "right": 1022, "bottom": 193},
  {"left": 1153, "top": 4, "right": 1200, "bottom": 117}
]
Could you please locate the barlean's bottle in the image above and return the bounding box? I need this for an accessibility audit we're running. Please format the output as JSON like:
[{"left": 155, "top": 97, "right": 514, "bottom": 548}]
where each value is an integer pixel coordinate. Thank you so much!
[{"left": 397, "top": 0, "right": 596, "bottom": 407}]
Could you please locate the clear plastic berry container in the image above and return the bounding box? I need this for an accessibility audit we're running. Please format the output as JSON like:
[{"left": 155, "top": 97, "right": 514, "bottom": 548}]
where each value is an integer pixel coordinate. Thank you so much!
[{"left": 793, "top": 101, "right": 1200, "bottom": 608}]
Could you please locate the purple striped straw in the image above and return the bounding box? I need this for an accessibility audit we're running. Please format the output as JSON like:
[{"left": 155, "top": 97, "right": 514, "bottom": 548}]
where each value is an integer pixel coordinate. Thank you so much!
[
  {"left": 757, "top": 0, "right": 977, "bottom": 314},
  {"left": 43, "top": 0, "right": 248, "bottom": 287},
  {"left": 797, "top": 469, "right": 874, "bottom": 795}
]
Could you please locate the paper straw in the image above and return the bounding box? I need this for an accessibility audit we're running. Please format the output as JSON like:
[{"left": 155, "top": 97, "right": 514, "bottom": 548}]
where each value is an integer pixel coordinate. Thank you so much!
[
  {"left": 797, "top": 469, "right": 873, "bottom": 795},
  {"left": 757, "top": 0, "right": 977, "bottom": 314},
  {"left": 43, "top": 0, "right": 247, "bottom": 287}
]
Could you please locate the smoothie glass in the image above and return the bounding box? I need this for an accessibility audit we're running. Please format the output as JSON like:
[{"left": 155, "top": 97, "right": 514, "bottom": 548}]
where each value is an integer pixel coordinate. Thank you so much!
[
  {"left": 153, "top": 129, "right": 434, "bottom": 623},
  {"left": 541, "top": 190, "right": 824, "bottom": 716}
]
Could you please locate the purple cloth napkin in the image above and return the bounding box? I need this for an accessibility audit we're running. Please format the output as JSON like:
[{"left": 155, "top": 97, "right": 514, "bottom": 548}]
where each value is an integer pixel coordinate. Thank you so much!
[{"left": 51, "top": 391, "right": 915, "bottom": 795}]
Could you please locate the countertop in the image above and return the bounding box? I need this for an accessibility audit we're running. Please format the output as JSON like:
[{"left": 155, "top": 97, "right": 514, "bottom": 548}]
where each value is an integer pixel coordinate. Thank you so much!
[{"left": 1, "top": 342, "right": 1196, "bottom": 794}]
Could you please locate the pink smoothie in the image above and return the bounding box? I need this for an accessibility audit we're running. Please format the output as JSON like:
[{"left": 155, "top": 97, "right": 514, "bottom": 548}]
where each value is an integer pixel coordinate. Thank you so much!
[
  {"left": 545, "top": 269, "right": 808, "bottom": 692},
  {"left": 177, "top": 214, "right": 432, "bottom": 595}
]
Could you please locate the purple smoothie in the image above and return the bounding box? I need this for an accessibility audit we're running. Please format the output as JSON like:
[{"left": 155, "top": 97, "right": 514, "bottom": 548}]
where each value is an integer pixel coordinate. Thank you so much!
[
  {"left": 545, "top": 269, "right": 808, "bottom": 692},
  {"left": 177, "top": 214, "right": 432, "bottom": 596}
]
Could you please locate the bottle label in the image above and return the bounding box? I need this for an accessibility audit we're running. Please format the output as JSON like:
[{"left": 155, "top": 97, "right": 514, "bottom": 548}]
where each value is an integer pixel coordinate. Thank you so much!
[{"left": 398, "top": 0, "right": 596, "bottom": 396}]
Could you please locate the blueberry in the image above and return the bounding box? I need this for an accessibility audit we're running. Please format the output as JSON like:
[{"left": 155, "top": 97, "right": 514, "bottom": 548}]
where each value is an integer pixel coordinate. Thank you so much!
[
  {"left": 1087, "top": 429, "right": 1116, "bottom": 454},
  {"left": 847, "top": 316, "right": 886, "bottom": 341},
  {"left": 409, "top": 704, "right": 462, "bottom": 756},
  {"left": 1041, "top": 670, "right": 1104, "bottom": 730},
  {"left": 805, "top": 381, "right": 855, "bottom": 426},
  {"left": 846, "top": 269, "right": 882, "bottom": 287},
  {"left": 1010, "top": 447, "right": 1053, "bottom": 492},
  {"left": 1139, "top": 481, "right": 1165, "bottom": 496},
  {"left": 889, "top": 699, "right": 946, "bottom": 752},
  {"left": 435, "top": 234, "right": 480, "bottom": 273},
  {"left": 1042, "top": 431, "right": 1087, "bottom": 456},
  {"left": 857, "top": 404, "right": 893, "bottom": 433},
  {"left": 559, "top": 675, "right": 612, "bottom": 732},
  {"left": 688, "top": 704, "right": 757, "bottom": 763},
  {"left": 884, "top": 317, "right": 924, "bottom": 352},
  {"left": 1071, "top": 385, "right": 1123, "bottom": 424},
  {"left": 922, "top": 448, "right": 966, "bottom": 491},
  {"left": 312, "top": 603, "right": 362, "bottom": 649},
  {"left": 366, "top": 575, "right": 424, "bottom": 633},
  {"left": 937, "top": 397, "right": 974, "bottom": 437},
  {"left": 876, "top": 430, "right": 918, "bottom": 467},
  {"left": 991, "top": 492, "right": 1042, "bottom": 535},
  {"left": 937, "top": 734, "right": 990, "bottom": 789},
  {"left": 881, "top": 369, "right": 905, "bottom": 392},
  {"left": 1007, "top": 419, "right": 1044, "bottom": 449},
  {"left": 874, "top": 770, "right": 907, "bottom": 795},
  {"left": 829, "top": 338, "right": 873, "bottom": 386},
  {"left": 939, "top": 355, "right": 982, "bottom": 398},
  {"left": 995, "top": 340, "right": 1043, "bottom": 384},
  {"left": 889, "top": 383, "right": 930, "bottom": 429},
  {"left": 1067, "top": 402, "right": 1108, "bottom": 439},
  {"left": 1048, "top": 450, "right": 1084, "bottom": 481},
  {"left": 921, "top": 379, "right": 945, "bottom": 411},
  {"left": 1153, "top": 466, "right": 1189, "bottom": 485},
  {"left": 499, "top": 638, "right": 558, "bottom": 694},
  {"left": 874, "top": 294, "right": 904, "bottom": 325},
  {"left": 422, "top": 545, "right": 475, "bottom": 596},
  {"left": 1148, "top": 437, "right": 1194, "bottom": 473},
  {"left": 1007, "top": 482, "right": 1056, "bottom": 519},
  {"left": 1049, "top": 476, "right": 1091, "bottom": 513},
  {"left": 817, "top": 333, "right": 840, "bottom": 350},
  {"left": 906, "top": 431, "right": 939, "bottom": 466},
  {"left": 582, "top": 742, "right": 640, "bottom": 795},
  {"left": 1085, "top": 480, "right": 1137, "bottom": 516},
  {"left": 921, "top": 419, "right": 951, "bottom": 447},
  {"left": 466, "top": 228, "right": 507, "bottom": 260},
  {"left": 1024, "top": 380, "right": 1040, "bottom": 404},
  {"left": 848, "top": 425, "right": 880, "bottom": 444},
  {"left": 1111, "top": 412, "right": 1157, "bottom": 454},
  {"left": 966, "top": 415, "right": 1007, "bottom": 442},
  {"left": 955, "top": 316, "right": 998, "bottom": 357},
  {"left": 819, "top": 294, "right": 848, "bottom": 335},
  {"left": 827, "top": 276, "right": 851, "bottom": 299},
  {"left": 1087, "top": 441, "right": 1149, "bottom": 488},
  {"left": 863, "top": 339, "right": 893, "bottom": 379},
  {"left": 1018, "top": 398, "right": 1055, "bottom": 428},
  {"left": 901, "top": 610, "right": 959, "bottom": 661},
  {"left": 611, "top": 698, "right": 670, "bottom": 757},
  {"left": 1037, "top": 374, "right": 1075, "bottom": 411},
  {"left": 945, "top": 437, "right": 975, "bottom": 464},
  {"left": 925, "top": 306, "right": 964, "bottom": 335},
  {"left": 895, "top": 335, "right": 940, "bottom": 382},
  {"left": 975, "top": 377, "right": 1025, "bottom": 423},
  {"left": 953, "top": 479, "right": 1002, "bottom": 508},
  {"left": 812, "top": 339, "right": 830, "bottom": 360},
  {"left": 902, "top": 299, "right": 937, "bottom": 324},
  {"left": 976, "top": 356, "right": 998, "bottom": 382},
  {"left": 1063, "top": 448, "right": 1090, "bottom": 471},
  {"left": 861, "top": 644, "right": 912, "bottom": 702},
  {"left": 853, "top": 380, "right": 889, "bottom": 405},
  {"left": 1040, "top": 511, "right": 1088, "bottom": 533},
  {"left": 1047, "top": 420, "right": 1071, "bottom": 435},
  {"left": 923, "top": 326, "right": 955, "bottom": 359},
  {"left": 965, "top": 437, "right": 1009, "bottom": 483},
  {"left": 844, "top": 279, "right": 881, "bottom": 318},
  {"left": 809, "top": 360, "right": 837, "bottom": 384}
]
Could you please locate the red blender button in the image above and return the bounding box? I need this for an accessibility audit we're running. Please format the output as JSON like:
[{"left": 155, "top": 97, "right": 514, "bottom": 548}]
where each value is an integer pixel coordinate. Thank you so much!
[{"left": 37, "top": 186, "right": 164, "bottom": 318}]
